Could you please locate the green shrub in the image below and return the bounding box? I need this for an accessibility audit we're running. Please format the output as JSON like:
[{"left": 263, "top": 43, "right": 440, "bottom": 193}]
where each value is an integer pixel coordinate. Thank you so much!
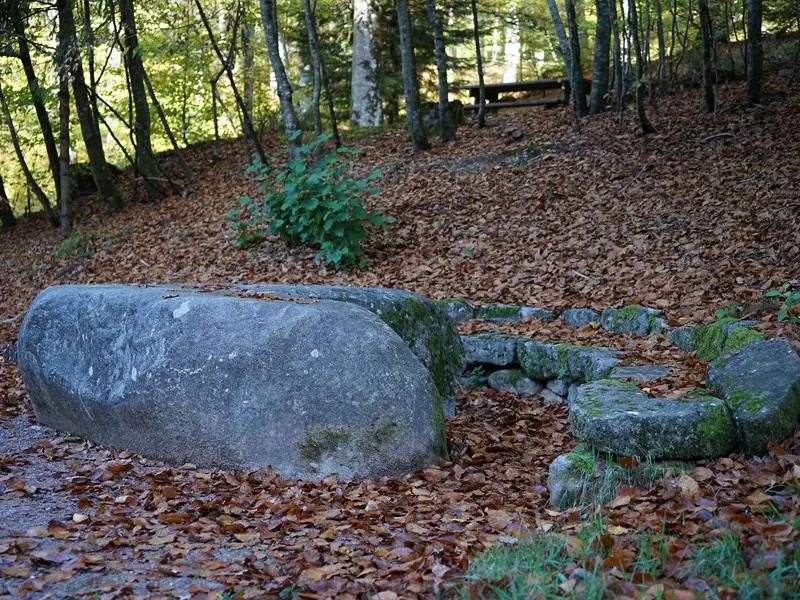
[
  {"left": 766, "top": 284, "right": 800, "bottom": 325},
  {"left": 226, "top": 134, "right": 393, "bottom": 270},
  {"left": 53, "top": 232, "right": 97, "bottom": 259}
]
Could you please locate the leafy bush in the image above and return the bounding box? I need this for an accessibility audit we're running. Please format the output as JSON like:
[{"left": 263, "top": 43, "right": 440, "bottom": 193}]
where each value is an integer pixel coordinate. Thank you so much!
[
  {"left": 766, "top": 284, "right": 800, "bottom": 324},
  {"left": 53, "top": 232, "right": 97, "bottom": 259},
  {"left": 227, "top": 134, "right": 392, "bottom": 270}
]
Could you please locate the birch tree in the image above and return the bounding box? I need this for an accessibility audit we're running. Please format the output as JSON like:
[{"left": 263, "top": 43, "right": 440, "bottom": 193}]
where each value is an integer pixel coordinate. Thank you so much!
[{"left": 351, "top": 0, "right": 381, "bottom": 126}]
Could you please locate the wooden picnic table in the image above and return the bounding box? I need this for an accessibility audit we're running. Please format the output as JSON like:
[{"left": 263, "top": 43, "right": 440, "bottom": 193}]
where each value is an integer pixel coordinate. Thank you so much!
[{"left": 462, "top": 77, "right": 591, "bottom": 111}]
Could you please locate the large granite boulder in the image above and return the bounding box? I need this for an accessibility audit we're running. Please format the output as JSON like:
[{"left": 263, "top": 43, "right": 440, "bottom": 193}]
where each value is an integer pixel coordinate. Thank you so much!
[
  {"left": 707, "top": 338, "right": 800, "bottom": 455},
  {"left": 17, "top": 285, "right": 446, "bottom": 479},
  {"left": 239, "top": 284, "right": 463, "bottom": 416},
  {"left": 570, "top": 381, "right": 738, "bottom": 460}
]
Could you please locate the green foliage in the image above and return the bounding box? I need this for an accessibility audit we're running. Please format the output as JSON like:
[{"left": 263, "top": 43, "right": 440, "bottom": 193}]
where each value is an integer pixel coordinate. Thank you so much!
[
  {"left": 766, "top": 284, "right": 800, "bottom": 325},
  {"left": 52, "top": 232, "right": 97, "bottom": 259},
  {"left": 227, "top": 134, "right": 392, "bottom": 270}
]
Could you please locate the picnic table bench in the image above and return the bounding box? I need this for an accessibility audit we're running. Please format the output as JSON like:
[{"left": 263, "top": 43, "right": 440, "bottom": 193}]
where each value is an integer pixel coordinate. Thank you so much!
[{"left": 462, "top": 78, "right": 591, "bottom": 111}]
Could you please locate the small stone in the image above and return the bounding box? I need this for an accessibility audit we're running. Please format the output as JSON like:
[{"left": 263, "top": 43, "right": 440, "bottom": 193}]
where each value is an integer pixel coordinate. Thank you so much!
[
  {"left": 777, "top": 68, "right": 795, "bottom": 78},
  {"left": 476, "top": 304, "right": 523, "bottom": 323},
  {"left": 519, "top": 306, "right": 558, "bottom": 321},
  {"left": 487, "top": 369, "right": 543, "bottom": 395},
  {"left": 547, "top": 447, "right": 625, "bottom": 508},
  {"left": 561, "top": 308, "right": 600, "bottom": 327},
  {"left": 546, "top": 378, "right": 569, "bottom": 396},
  {"left": 610, "top": 364, "right": 669, "bottom": 383},
  {"left": 601, "top": 305, "right": 663, "bottom": 336},
  {"left": 567, "top": 383, "right": 579, "bottom": 407},
  {"left": 540, "top": 389, "right": 565, "bottom": 404},
  {"left": 437, "top": 298, "right": 474, "bottom": 323},
  {"left": 461, "top": 334, "right": 518, "bottom": 366},
  {"left": 667, "top": 326, "right": 696, "bottom": 352}
]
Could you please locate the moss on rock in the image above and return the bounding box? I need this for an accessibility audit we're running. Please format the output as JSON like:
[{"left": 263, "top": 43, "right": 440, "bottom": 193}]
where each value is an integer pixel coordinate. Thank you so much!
[{"left": 296, "top": 427, "right": 353, "bottom": 462}]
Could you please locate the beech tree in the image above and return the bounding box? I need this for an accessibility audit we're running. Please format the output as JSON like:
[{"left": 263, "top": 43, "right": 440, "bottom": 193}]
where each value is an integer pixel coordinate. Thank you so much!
[
  {"left": 747, "top": 0, "right": 764, "bottom": 104},
  {"left": 57, "top": 0, "right": 123, "bottom": 211},
  {"left": 628, "top": 0, "right": 656, "bottom": 133},
  {"left": 425, "top": 0, "right": 456, "bottom": 141},
  {"left": 590, "top": 0, "right": 611, "bottom": 114},
  {"left": 698, "top": 0, "right": 715, "bottom": 112},
  {"left": 396, "top": 0, "right": 428, "bottom": 151},
  {"left": 0, "top": 171, "right": 16, "bottom": 230},
  {"left": 470, "top": 0, "right": 486, "bottom": 128}
]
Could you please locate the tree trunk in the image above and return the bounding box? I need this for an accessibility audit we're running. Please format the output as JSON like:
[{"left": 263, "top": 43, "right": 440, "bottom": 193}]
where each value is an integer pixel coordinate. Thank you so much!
[
  {"left": 83, "top": 0, "right": 100, "bottom": 125},
  {"left": 351, "top": 0, "right": 382, "bottom": 126},
  {"left": 746, "top": 0, "right": 763, "bottom": 104},
  {"left": 118, "top": 0, "right": 163, "bottom": 200},
  {"left": 425, "top": 0, "right": 456, "bottom": 141},
  {"left": 566, "top": 0, "right": 587, "bottom": 123},
  {"left": 470, "top": 0, "right": 486, "bottom": 128},
  {"left": 612, "top": 0, "right": 624, "bottom": 123},
  {"left": 628, "top": 0, "right": 656, "bottom": 133},
  {"left": 303, "top": 0, "right": 323, "bottom": 138},
  {"left": 0, "top": 172, "right": 16, "bottom": 231},
  {"left": 0, "top": 81, "right": 58, "bottom": 226},
  {"left": 259, "top": 0, "right": 301, "bottom": 145},
  {"left": 503, "top": 13, "right": 520, "bottom": 82},
  {"left": 321, "top": 59, "right": 341, "bottom": 147},
  {"left": 590, "top": 0, "right": 611, "bottom": 113},
  {"left": 10, "top": 3, "right": 61, "bottom": 202},
  {"left": 241, "top": 14, "right": 255, "bottom": 130},
  {"left": 698, "top": 0, "right": 715, "bottom": 112},
  {"left": 655, "top": 0, "right": 666, "bottom": 86},
  {"left": 142, "top": 70, "right": 193, "bottom": 182},
  {"left": 58, "top": 70, "right": 72, "bottom": 239},
  {"left": 546, "top": 0, "right": 572, "bottom": 74},
  {"left": 57, "top": 0, "right": 123, "bottom": 211},
  {"left": 397, "top": 0, "right": 429, "bottom": 150}
]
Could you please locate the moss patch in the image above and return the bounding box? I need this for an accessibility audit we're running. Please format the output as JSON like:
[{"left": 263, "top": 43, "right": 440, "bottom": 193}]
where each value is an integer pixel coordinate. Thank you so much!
[
  {"left": 357, "top": 420, "right": 400, "bottom": 453},
  {"left": 692, "top": 318, "right": 763, "bottom": 361},
  {"left": 476, "top": 304, "right": 522, "bottom": 320},
  {"left": 729, "top": 390, "right": 771, "bottom": 415},
  {"left": 296, "top": 427, "right": 353, "bottom": 462}
]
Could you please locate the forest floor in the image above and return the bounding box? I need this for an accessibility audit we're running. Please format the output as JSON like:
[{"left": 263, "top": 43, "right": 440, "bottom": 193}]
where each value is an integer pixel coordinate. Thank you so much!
[{"left": 1, "top": 75, "right": 800, "bottom": 598}]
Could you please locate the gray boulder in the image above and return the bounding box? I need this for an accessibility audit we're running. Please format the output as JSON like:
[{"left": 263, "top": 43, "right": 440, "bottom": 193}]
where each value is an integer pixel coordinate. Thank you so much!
[
  {"left": 17, "top": 285, "right": 446, "bottom": 479},
  {"left": 240, "top": 284, "right": 463, "bottom": 417},
  {"left": 541, "top": 389, "right": 566, "bottom": 404},
  {"left": 667, "top": 326, "right": 696, "bottom": 352},
  {"left": 546, "top": 378, "right": 570, "bottom": 396},
  {"left": 461, "top": 334, "right": 518, "bottom": 366},
  {"left": 570, "top": 381, "right": 738, "bottom": 460},
  {"left": 517, "top": 339, "right": 562, "bottom": 379},
  {"left": 707, "top": 338, "right": 800, "bottom": 456},
  {"left": 561, "top": 308, "right": 600, "bottom": 327},
  {"left": 520, "top": 307, "right": 558, "bottom": 321},
  {"left": 476, "top": 304, "right": 523, "bottom": 323},
  {"left": 600, "top": 305, "right": 663, "bottom": 336},
  {"left": 487, "top": 369, "right": 543, "bottom": 395},
  {"left": 610, "top": 364, "right": 669, "bottom": 383}
]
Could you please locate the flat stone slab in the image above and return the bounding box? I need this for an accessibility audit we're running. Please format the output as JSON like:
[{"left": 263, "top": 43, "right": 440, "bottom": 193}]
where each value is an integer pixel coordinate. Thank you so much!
[
  {"left": 600, "top": 305, "right": 664, "bottom": 336},
  {"left": 240, "top": 284, "right": 463, "bottom": 417},
  {"left": 570, "top": 381, "right": 738, "bottom": 460},
  {"left": 610, "top": 364, "right": 669, "bottom": 383},
  {"left": 461, "top": 334, "right": 517, "bottom": 366},
  {"left": 17, "top": 285, "right": 446, "bottom": 479},
  {"left": 475, "top": 304, "right": 556, "bottom": 323},
  {"left": 707, "top": 338, "right": 800, "bottom": 456},
  {"left": 486, "top": 370, "right": 543, "bottom": 395},
  {"left": 436, "top": 298, "right": 475, "bottom": 323}
]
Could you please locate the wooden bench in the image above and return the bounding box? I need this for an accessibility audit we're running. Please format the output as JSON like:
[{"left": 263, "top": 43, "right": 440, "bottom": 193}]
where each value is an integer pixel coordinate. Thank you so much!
[{"left": 462, "top": 78, "right": 591, "bottom": 111}]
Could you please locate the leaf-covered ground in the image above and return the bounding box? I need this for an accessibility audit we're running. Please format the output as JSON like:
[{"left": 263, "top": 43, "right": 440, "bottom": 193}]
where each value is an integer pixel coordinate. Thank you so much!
[{"left": 1, "top": 77, "right": 800, "bottom": 598}]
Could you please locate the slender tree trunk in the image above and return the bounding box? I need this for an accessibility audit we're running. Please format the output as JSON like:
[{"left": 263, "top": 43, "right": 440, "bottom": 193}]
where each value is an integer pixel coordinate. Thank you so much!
[
  {"left": 668, "top": 0, "right": 678, "bottom": 81},
  {"left": 10, "top": 4, "right": 61, "bottom": 202},
  {"left": 746, "top": 0, "right": 763, "bottom": 104},
  {"left": 591, "top": 0, "right": 612, "bottom": 113},
  {"left": 698, "top": 0, "right": 715, "bottom": 112},
  {"left": 397, "top": 0, "right": 429, "bottom": 150},
  {"left": 566, "top": 0, "right": 587, "bottom": 123},
  {"left": 425, "top": 0, "right": 456, "bottom": 141},
  {"left": 612, "top": 0, "right": 624, "bottom": 123},
  {"left": 655, "top": 0, "right": 666, "bottom": 87},
  {"left": 671, "top": 0, "right": 693, "bottom": 90},
  {"left": 470, "top": 0, "right": 486, "bottom": 128},
  {"left": 0, "top": 81, "right": 58, "bottom": 226},
  {"left": 57, "top": 0, "right": 123, "bottom": 211},
  {"left": 0, "top": 172, "right": 16, "bottom": 231},
  {"left": 259, "top": 0, "right": 301, "bottom": 146},
  {"left": 546, "top": 0, "right": 573, "bottom": 74},
  {"left": 118, "top": 0, "right": 163, "bottom": 200},
  {"left": 303, "top": 0, "right": 323, "bottom": 138},
  {"left": 196, "top": 0, "right": 268, "bottom": 163},
  {"left": 351, "top": 0, "right": 382, "bottom": 126},
  {"left": 628, "top": 0, "right": 656, "bottom": 133},
  {"left": 58, "top": 71, "right": 72, "bottom": 239},
  {"left": 142, "top": 70, "right": 193, "bottom": 182},
  {"left": 83, "top": 0, "right": 100, "bottom": 125},
  {"left": 241, "top": 14, "right": 255, "bottom": 129}
]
